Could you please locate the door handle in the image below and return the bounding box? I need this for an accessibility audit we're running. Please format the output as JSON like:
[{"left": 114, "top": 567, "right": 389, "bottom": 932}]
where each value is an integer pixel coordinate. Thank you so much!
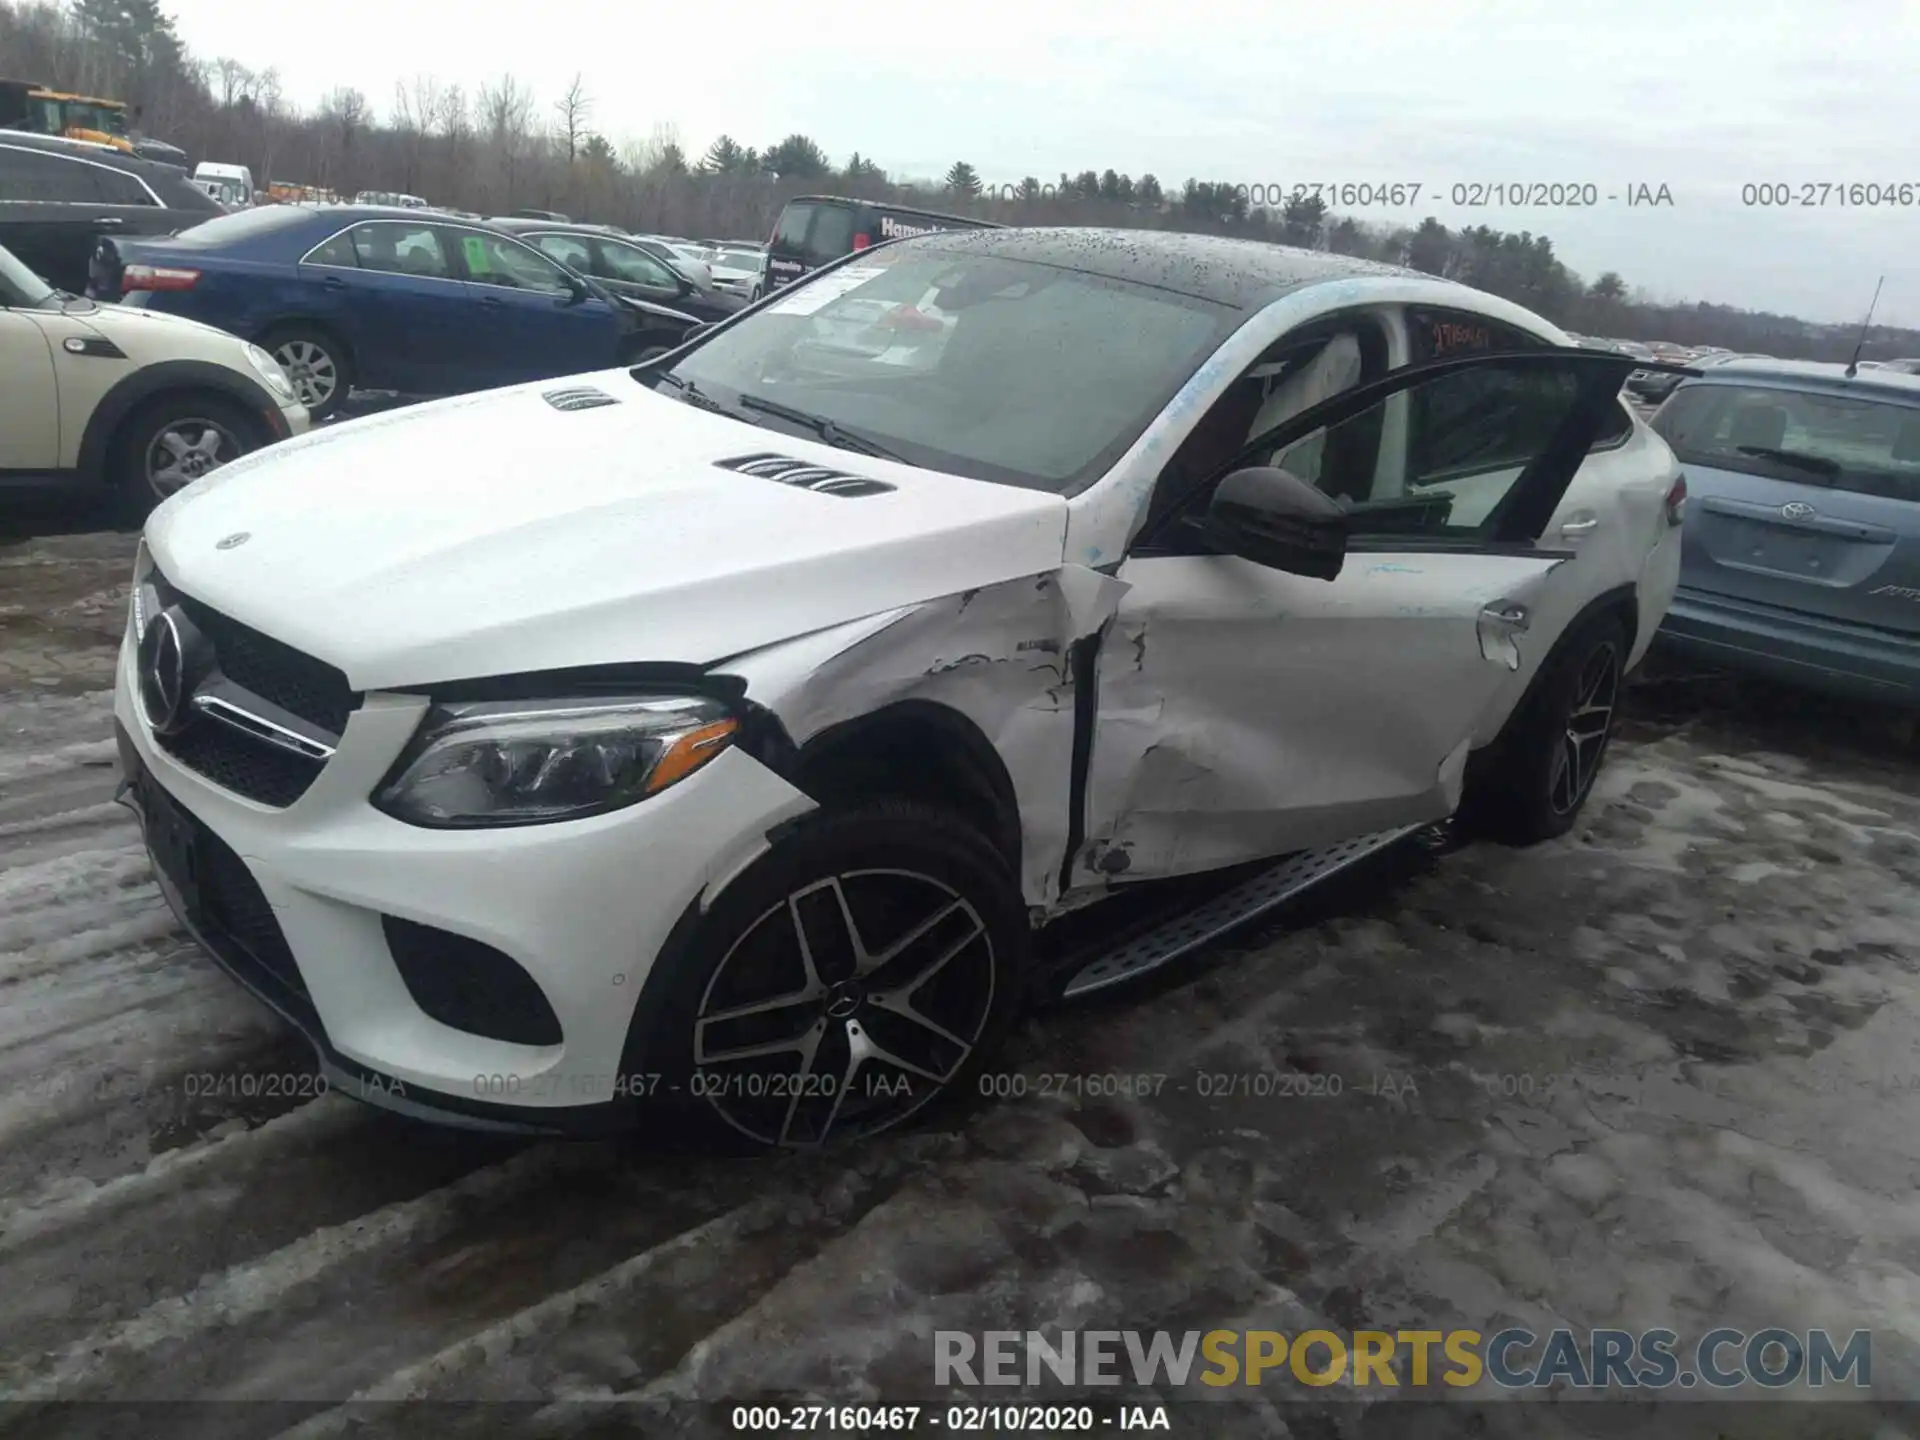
[
  {"left": 91, "top": 217, "right": 125, "bottom": 229},
  {"left": 1476, "top": 601, "right": 1530, "bottom": 670},
  {"left": 480, "top": 295, "right": 503, "bottom": 307},
  {"left": 1559, "top": 514, "right": 1600, "bottom": 537},
  {"left": 321, "top": 276, "right": 346, "bottom": 290}
]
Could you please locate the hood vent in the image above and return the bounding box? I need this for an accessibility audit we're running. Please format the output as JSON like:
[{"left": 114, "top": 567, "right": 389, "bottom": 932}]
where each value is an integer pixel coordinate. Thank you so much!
[
  {"left": 715, "top": 452, "right": 895, "bottom": 498},
  {"left": 542, "top": 386, "right": 620, "bottom": 411}
]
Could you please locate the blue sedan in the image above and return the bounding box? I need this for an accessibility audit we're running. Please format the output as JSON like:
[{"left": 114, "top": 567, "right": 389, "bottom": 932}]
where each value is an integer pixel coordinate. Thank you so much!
[{"left": 94, "top": 205, "right": 699, "bottom": 418}]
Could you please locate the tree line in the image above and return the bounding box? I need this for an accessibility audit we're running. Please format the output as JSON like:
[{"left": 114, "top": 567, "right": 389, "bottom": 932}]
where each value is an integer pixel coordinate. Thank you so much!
[{"left": 4, "top": 0, "right": 1916, "bottom": 361}]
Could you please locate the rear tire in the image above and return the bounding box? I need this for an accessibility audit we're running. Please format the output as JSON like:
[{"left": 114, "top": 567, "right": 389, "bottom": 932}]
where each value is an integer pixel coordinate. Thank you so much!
[
  {"left": 107, "top": 392, "right": 266, "bottom": 528},
  {"left": 1455, "top": 611, "right": 1628, "bottom": 846},
  {"left": 634, "top": 800, "right": 1029, "bottom": 1153},
  {"left": 261, "top": 324, "right": 352, "bottom": 420}
]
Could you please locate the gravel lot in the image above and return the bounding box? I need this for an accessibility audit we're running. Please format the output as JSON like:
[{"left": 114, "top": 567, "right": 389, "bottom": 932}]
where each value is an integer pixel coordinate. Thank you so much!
[{"left": 5, "top": 488, "right": 1920, "bottom": 1437}]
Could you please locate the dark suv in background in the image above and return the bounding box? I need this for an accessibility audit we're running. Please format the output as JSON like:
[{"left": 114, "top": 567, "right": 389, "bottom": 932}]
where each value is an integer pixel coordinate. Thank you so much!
[
  {"left": 0, "top": 133, "right": 219, "bottom": 293},
  {"left": 762, "top": 195, "right": 1002, "bottom": 296}
]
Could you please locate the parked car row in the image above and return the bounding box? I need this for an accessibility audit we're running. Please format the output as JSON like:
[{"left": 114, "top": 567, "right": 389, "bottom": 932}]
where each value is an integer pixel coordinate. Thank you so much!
[{"left": 93, "top": 205, "right": 719, "bottom": 418}]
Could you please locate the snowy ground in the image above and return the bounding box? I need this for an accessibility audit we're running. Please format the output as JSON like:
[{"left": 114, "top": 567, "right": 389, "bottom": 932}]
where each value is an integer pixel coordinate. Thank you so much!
[{"left": 4, "top": 516, "right": 1920, "bottom": 1438}]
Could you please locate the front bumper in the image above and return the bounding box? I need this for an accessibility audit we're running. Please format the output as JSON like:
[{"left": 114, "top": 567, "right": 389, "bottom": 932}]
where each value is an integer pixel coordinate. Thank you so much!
[
  {"left": 112, "top": 625, "right": 815, "bottom": 1131},
  {"left": 1656, "top": 585, "right": 1920, "bottom": 707}
]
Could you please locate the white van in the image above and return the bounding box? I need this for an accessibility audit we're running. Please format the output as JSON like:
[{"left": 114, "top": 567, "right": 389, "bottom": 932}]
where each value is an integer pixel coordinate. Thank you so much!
[{"left": 193, "top": 162, "right": 254, "bottom": 209}]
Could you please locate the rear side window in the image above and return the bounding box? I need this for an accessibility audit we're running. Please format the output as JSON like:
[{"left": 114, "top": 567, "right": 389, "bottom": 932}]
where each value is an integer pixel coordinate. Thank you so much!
[
  {"left": 0, "top": 145, "right": 107, "bottom": 202},
  {"left": 305, "top": 228, "right": 357, "bottom": 266},
  {"left": 804, "top": 205, "right": 856, "bottom": 264},
  {"left": 1652, "top": 382, "right": 1920, "bottom": 503},
  {"left": 772, "top": 203, "right": 814, "bottom": 250},
  {"left": 92, "top": 165, "right": 156, "bottom": 206},
  {"left": 1406, "top": 309, "right": 1546, "bottom": 363},
  {"left": 1405, "top": 307, "right": 1631, "bottom": 452}
]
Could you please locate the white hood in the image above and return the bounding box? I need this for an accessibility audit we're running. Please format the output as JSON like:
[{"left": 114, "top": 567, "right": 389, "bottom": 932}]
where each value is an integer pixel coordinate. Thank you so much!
[{"left": 145, "top": 373, "right": 1069, "bottom": 691}]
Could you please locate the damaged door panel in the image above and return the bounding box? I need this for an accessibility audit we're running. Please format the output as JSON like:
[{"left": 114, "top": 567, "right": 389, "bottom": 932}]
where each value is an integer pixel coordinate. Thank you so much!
[
  {"left": 1071, "top": 348, "right": 1636, "bottom": 893},
  {"left": 714, "top": 566, "right": 1129, "bottom": 909},
  {"left": 1074, "top": 553, "right": 1565, "bottom": 885}
]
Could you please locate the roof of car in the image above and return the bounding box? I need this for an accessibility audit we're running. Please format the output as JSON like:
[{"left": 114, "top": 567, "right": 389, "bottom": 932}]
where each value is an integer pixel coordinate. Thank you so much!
[
  {"left": 896, "top": 226, "right": 1429, "bottom": 310},
  {"left": 1686, "top": 356, "right": 1920, "bottom": 398},
  {"left": 789, "top": 194, "right": 1004, "bottom": 229},
  {"left": 486, "top": 218, "right": 628, "bottom": 237},
  {"left": 0, "top": 128, "right": 184, "bottom": 178}
]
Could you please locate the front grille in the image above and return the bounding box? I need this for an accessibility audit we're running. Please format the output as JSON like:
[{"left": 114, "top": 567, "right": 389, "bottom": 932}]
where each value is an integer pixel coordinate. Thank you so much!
[
  {"left": 145, "top": 568, "right": 358, "bottom": 808},
  {"left": 159, "top": 721, "right": 324, "bottom": 807},
  {"left": 172, "top": 594, "right": 356, "bottom": 734},
  {"left": 383, "top": 917, "right": 563, "bottom": 1046}
]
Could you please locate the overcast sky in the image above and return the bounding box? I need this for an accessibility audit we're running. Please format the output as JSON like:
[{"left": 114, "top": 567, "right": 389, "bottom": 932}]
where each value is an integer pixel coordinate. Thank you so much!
[{"left": 162, "top": 0, "right": 1916, "bottom": 327}]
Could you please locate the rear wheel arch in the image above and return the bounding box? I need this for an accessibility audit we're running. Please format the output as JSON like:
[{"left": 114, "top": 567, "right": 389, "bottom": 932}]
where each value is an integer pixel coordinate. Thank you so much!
[
  {"left": 1458, "top": 584, "right": 1637, "bottom": 843},
  {"left": 786, "top": 700, "right": 1024, "bottom": 879},
  {"left": 255, "top": 319, "right": 357, "bottom": 403},
  {"left": 1489, "top": 582, "right": 1639, "bottom": 745}
]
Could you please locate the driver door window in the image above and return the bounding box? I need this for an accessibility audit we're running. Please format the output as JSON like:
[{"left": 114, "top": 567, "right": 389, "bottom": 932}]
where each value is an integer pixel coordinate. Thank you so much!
[
  {"left": 1139, "top": 318, "right": 1387, "bottom": 542},
  {"left": 456, "top": 231, "right": 574, "bottom": 294},
  {"left": 594, "top": 239, "right": 682, "bottom": 290}
]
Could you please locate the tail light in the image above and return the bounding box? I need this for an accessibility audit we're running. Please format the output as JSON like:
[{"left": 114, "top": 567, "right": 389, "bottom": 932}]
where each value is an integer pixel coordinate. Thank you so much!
[
  {"left": 121, "top": 264, "right": 201, "bottom": 293},
  {"left": 1664, "top": 473, "right": 1687, "bottom": 526},
  {"left": 851, "top": 233, "right": 871, "bottom": 250}
]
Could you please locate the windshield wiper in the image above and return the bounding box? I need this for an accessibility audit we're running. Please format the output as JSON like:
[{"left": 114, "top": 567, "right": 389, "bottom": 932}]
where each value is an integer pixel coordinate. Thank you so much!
[
  {"left": 1735, "top": 445, "right": 1841, "bottom": 478},
  {"left": 732, "top": 393, "right": 906, "bottom": 462},
  {"left": 649, "top": 371, "right": 735, "bottom": 417}
]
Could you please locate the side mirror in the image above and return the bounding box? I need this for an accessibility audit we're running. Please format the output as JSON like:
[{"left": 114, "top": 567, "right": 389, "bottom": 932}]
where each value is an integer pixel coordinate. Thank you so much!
[
  {"left": 1200, "top": 466, "right": 1349, "bottom": 580},
  {"left": 681, "top": 321, "right": 713, "bottom": 344}
]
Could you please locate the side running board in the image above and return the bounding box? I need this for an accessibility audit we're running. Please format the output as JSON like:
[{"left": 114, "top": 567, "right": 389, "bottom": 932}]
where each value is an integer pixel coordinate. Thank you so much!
[{"left": 1059, "top": 826, "right": 1425, "bottom": 1000}]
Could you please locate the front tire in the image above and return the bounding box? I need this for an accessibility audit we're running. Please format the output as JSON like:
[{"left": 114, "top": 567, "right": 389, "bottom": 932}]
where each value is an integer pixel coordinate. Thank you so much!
[
  {"left": 107, "top": 392, "right": 265, "bottom": 527},
  {"left": 1455, "top": 611, "right": 1627, "bottom": 845},
  {"left": 639, "top": 801, "right": 1029, "bottom": 1152},
  {"left": 261, "top": 325, "right": 352, "bottom": 420}
]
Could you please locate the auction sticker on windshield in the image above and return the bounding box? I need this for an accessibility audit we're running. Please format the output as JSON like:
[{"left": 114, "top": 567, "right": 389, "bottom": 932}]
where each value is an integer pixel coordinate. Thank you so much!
[{"left": 768, "top": 266, "right": 891, "bottom": 316}]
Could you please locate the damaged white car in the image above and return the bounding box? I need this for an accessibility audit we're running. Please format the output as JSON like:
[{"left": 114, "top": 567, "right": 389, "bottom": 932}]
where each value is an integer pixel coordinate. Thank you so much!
[{"left": 114, "top": 228, "right": 1686, "bottom": 1148}]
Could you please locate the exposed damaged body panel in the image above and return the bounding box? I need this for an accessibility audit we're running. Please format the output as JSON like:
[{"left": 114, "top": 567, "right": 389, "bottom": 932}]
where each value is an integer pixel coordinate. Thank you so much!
[
  {"left": 718, "top": 566, "right": 1128, "bottom": 909},
  {"left": 1073, "top": 552, "right": 1567, "bottom": 888}
]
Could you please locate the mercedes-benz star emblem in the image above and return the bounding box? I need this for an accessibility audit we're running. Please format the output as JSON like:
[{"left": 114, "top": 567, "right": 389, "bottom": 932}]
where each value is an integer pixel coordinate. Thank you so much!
[
  {"left": 1780, "top": 501, "right": 1816, "bottom": 521},
  {"left": 216, "top": 532, "right": 251, "bottom": 550},
  {"left": 137, "top": 611, "right": 188, "bottom": 733}
]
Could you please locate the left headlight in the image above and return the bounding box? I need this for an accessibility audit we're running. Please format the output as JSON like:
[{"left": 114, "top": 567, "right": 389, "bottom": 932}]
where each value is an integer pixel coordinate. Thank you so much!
[
  {"left": 373, "top": 694, "right": 740, "bottom": 828},
  {"left": 243, "top": 343, "right": 298, "bottom": 404}
]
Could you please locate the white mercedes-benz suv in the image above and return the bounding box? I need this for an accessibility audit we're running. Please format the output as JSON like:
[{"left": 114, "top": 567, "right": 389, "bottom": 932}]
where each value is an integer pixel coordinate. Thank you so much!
[{"left": 114, "top": 228, "right": 1686, "bottom": 1148}]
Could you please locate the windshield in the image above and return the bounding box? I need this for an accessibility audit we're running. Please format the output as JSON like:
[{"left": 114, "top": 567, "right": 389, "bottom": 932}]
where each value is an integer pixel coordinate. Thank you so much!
[
  {"left": 0, "top": 243, "right": 55, "bottom": 305},
  {"left": 655, "top": 247, "right": 1237, "bottom": 493},
  {"left": 63, "top": 101, "right": 127, "bottom": 135},
  {"left": 1653, "top": 381, "right": 1920, "bottom": 502}
]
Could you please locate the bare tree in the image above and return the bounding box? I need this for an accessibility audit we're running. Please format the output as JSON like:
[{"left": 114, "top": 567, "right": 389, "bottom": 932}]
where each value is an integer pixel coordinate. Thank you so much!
[
  {"left": 212, "top": 56, "right": 251, "bottom": 109},
  {"left": 554, "top": 72, "right": 590, "bottom": 164},
  {"left": 477, "top": 74, "right": 535, "bottom": 206}
]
